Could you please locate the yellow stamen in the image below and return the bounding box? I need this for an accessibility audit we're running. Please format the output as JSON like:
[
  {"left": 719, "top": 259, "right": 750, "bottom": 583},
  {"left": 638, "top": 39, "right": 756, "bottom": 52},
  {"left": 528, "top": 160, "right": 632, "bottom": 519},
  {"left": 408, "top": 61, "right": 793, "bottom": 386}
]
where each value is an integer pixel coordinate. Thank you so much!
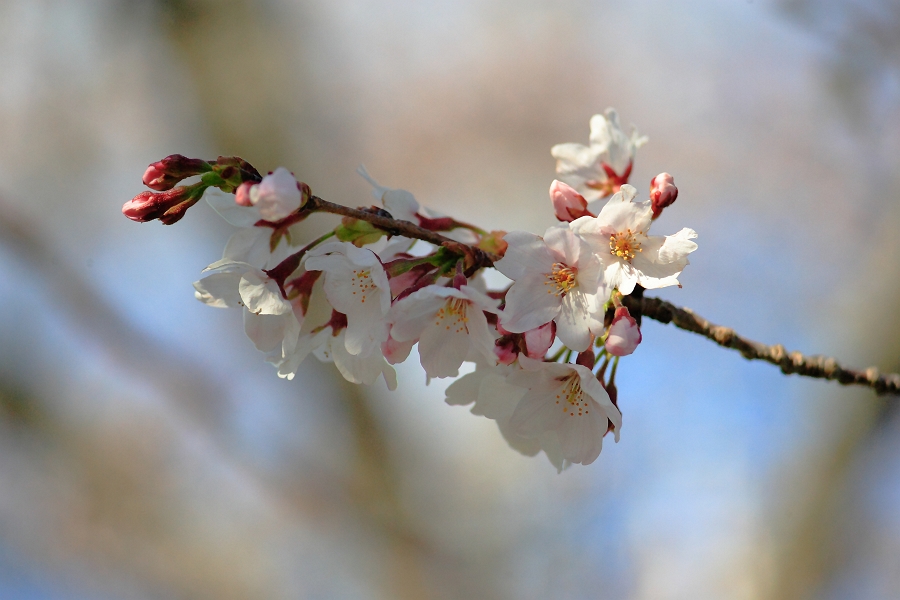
[
  {"left": 609, "top": 229, "right": 643, "bottom": 261},
  {"left": 545, "top": 263, "right": 578, "bottom": 296}
]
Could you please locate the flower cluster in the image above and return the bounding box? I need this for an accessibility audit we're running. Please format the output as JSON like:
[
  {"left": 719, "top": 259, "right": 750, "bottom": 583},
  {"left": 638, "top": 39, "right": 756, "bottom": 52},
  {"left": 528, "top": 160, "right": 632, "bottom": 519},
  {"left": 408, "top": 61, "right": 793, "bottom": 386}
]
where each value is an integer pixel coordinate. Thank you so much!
[{"left": 124, "top": 109, "right": 697, "bottom": 471}]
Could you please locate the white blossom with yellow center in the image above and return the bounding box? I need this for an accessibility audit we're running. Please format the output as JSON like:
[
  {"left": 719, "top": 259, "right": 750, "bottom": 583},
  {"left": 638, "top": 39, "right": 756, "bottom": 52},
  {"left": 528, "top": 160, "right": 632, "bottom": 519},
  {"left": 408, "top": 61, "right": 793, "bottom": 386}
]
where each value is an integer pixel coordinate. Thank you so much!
[
  {"left": 494, "top": 224, "right": 604, "bottom": 352},
  {"left": 305, "top": 241, "right": 391, "bottom": 357},
  {"left": 389, "top": 285, "right": 500, "bottom": 379},
  {"left": 506, "top": 357, "right": 622, "bottom": 466},
  {"left": 572, "top": 184, "right": 698, "bottom": 296}
]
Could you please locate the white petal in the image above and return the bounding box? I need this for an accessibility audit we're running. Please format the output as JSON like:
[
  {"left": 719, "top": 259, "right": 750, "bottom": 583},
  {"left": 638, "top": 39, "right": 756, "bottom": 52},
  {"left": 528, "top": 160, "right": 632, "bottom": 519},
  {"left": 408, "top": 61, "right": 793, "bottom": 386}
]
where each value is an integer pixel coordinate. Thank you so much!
[
  {"left": 500, "top": 273, "right": 561, "bottom": 333},
  {"left": 550, "top": 142, "right": 602, "bottom": 179},
  {"left": 543, "top": 225, "right": 582, "bottom": 266},
  {"left": 244, "top": 310, "right": 289, "bottom": 353},
  {"left": 205, "top": 188, "right": 261, "bottom": 227},
  {"left": 388, "top": 290, "right": 451, "bottom": 342},
  {"left": 193, "top": 272, "right": 243, "bottom": 308},
  {"left": 657, "top": 228, "right": 698, "bottom": 263},
  {"left": 555, "top": 291, "right": 600, "bottom": 352},
  {"left": 239, "top": 273, "right": 290, "bottom": 315},
  {"left": 418, "top": 318, "right": 470, "bottom": 378},
  {"left": 493, "top": 232, "right": 555, "bottom": 281},
  {"left": 509, "top": 385, "right": 567, "bottom": 437},
  {"left": 223, "top": 228, "right": 272, "bottom": 269},
  {"left": 556, "top": 406, "right": 606, "bottom": 465}
]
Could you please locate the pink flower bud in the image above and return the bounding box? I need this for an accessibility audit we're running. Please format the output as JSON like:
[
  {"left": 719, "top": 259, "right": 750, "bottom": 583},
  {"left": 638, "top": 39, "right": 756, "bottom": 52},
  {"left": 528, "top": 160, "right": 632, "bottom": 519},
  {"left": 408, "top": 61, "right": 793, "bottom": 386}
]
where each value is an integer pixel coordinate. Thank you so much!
[
  {"left": 549, "top": 180, "right": 592, "bottom": 222},
  {"left": 249, "top": 167, "right": 305, "bottom": 221},
  {"left": 523, "top": 322, "right": 555, "bottom": 359},
  {"left": 142, "top": 154, "right": 211, "bottom": 191},
  {"left": 235, "top": 181, "right": 256, "bottom": 207},
  {"left": 605, "top": 306, "right": 642, "bottom": 356},
  {"left": 650, "top": 172, "right": 678, "bottom": 219}
]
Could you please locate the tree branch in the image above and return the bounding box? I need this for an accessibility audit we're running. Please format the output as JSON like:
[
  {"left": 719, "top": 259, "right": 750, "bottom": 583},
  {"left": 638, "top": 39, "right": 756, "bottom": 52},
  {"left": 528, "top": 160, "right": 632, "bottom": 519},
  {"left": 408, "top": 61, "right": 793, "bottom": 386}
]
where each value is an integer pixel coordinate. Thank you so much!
[
  {"left": 623, "top": 295, "right": 900, "bottom": 396},
  {"left": 251, "top": 190, "right": 900, "bottom": 397},
  {"left": 306, "top": 195, "right": 499, "bottom": 274}
]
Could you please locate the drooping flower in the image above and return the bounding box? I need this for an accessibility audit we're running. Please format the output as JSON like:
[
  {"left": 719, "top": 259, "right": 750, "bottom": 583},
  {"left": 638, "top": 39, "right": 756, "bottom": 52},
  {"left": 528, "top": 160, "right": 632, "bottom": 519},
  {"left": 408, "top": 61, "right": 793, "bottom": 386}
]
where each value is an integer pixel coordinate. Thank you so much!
[
  {"left": 605, "top": 306, "right": 642, "bottom": 356},
  {"left": 493, "top": 225, "right": 603, "bottom": 352},
  {"left": 572, "top": 184, "right": 698, "bottom": 296},
  {"left": 193, "top": 259, "right": 301, "bottom": 363},
  {"left": 550, "top": 108, "right": 648, "bottom": 202},
  {"left": 304, "top": 241, "right": 392, "bottom": 357},
  {"left": 445, "top": 363, "right": 567, "bottom": 472},
  {"left": 507, "top": 357, "right": 622, "bottom": 466},
  {"left": 389, "top": 284, "right": 500, "bottom": 378},
  {"left": 314, "top": 328, "right": 398, "bottom": 390}
]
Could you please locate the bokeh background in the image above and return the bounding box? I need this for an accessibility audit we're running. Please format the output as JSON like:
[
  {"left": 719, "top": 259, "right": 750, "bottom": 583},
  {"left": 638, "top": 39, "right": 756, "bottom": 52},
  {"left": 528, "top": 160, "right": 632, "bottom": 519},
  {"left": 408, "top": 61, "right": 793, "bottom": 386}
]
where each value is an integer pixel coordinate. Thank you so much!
[{"left": 1, "top": 0, "right": 899, "bottom": 598}]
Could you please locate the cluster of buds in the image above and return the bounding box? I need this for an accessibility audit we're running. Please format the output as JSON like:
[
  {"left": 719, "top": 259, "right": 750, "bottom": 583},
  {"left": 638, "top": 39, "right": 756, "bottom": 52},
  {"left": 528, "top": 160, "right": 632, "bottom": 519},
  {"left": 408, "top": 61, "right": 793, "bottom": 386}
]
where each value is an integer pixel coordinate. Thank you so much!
[{"left": 124, "top": 109, "right": 696, "bottom": 471}]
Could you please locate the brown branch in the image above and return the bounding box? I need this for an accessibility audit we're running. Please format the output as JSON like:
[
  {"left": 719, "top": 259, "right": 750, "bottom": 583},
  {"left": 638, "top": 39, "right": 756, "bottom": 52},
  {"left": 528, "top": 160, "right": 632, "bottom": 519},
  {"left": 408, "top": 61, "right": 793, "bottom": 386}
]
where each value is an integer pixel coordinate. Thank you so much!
[
  {"left": 305, "top": 195, "right": 498, "bottom": 275},
  {"left": 623, "top": 295, "right": 900, "bottom": 396}
]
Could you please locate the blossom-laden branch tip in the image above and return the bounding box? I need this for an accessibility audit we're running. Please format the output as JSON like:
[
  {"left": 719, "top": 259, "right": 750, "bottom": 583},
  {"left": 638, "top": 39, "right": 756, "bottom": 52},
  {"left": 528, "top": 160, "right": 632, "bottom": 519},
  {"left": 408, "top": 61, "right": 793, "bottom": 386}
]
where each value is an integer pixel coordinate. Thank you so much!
[{"left": 122, "top": 108, "right": 898, "bottom": 472}]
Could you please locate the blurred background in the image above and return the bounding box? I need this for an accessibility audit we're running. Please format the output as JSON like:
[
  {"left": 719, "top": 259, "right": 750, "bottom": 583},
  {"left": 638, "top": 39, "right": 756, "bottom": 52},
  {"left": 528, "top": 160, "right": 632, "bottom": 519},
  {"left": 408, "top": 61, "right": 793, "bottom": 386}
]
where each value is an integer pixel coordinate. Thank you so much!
[{"left": 0, "top": 0, "right": 898, "bottom": 598}]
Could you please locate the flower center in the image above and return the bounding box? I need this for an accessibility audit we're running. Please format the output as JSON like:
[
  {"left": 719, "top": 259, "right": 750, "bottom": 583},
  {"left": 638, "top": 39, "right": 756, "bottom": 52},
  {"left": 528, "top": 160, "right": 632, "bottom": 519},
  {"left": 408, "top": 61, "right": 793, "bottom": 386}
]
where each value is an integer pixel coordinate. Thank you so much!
[
  {"left": 553, "top": 373, "right": 591, "bottom": 417},
  {"left": 350, "top": 269, "right": 377, "bottom": 303},
  {"left": 546, "top": 263, "right": 578, "bottom": 296},
  {"left": 435, "top": 298, "right": 469, "bottom": 332},
  {"left": 609, "top": 229, "right": 642, "bottom": 261}
]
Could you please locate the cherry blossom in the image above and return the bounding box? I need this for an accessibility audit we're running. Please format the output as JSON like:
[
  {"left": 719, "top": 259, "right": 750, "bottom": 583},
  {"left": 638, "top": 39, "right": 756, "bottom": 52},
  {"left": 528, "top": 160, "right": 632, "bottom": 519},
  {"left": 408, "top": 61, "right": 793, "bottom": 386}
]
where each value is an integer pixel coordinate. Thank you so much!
[
  {"left": 389, "top": 284, "right": 500, "bottom": 378},
  {"left": 507, "top": 357, "right": 621, "bottom": 466},
  {"left": 192, "top": 259, "right": 301, "bottom": 362},
  {"left": 572, "top": 184, "right": 698, "bottom": 296},
  {"left": 550, "top": 108, "right": 647, "bottom": 202},
  {"left": 445, "top": 363, "right": 566, "bottom": 471},
  {"left": 304, "top": 241, "right": 392, "bottom": 357},
  {"left": 494, "top": 225, "right": 603, "bottom": 352}
]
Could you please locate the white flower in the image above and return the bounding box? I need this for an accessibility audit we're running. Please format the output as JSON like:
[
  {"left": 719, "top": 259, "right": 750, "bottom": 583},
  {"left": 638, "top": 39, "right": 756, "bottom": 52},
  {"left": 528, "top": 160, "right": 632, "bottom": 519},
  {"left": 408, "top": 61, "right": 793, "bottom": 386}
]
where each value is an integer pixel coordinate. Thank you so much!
[
  {"left": 494, "top": 225, "right": 603, "bottom": 352},
  {"left": 551, "top": 108, "right": 647, "bottom": 202},
  {"left": 507, "top": 357, "right": 621, "bottom": 466},
  {"left": 572, "top": 184, "right": 698, "bottom": 295},
  {"left": 445, "top": 363, "right": 567, "bottom": 472},
  {"left": 304, "top": 241, "right": 391, "bottom": 356},
  {"left": 193, "top": 259, "right": 301, "bottom": 361},
  {"left": 249, "top": 167, "right": 305, "bottom": 222},
  {"left": 389, "top": 285, "right": 500, "bottom": 378}
]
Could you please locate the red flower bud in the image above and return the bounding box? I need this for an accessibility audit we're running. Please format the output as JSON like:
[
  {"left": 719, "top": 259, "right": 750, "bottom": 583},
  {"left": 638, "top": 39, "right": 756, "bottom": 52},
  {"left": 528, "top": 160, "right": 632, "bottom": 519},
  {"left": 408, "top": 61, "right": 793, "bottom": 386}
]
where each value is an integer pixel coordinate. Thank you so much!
[
  {"left": 122, "top": 185, "right": 201, "bottom": 225},
  {"left": 650, "top": 172, "right": 678, "bottom": 219},
  {"left": 142, "top": 154, "right": 211, "bottom": 191}
]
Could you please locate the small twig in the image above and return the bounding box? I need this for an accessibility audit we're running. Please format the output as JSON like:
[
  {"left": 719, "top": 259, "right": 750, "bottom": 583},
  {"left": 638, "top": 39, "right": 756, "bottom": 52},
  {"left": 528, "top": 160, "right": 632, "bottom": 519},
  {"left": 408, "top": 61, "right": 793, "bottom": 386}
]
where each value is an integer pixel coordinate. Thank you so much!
[
  {"left": 306, "top": 195, "right": 499, "bottom": 274},
  {"left": 623, "top": 295, "right": 900, "bottom": 396}
]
